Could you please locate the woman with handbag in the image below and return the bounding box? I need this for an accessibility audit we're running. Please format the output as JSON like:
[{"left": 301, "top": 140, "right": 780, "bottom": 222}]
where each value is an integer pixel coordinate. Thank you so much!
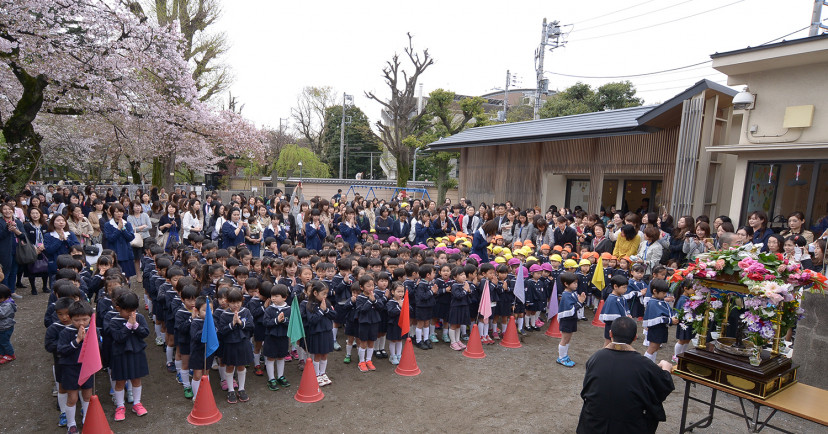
[
  {"left": 23, "top": 207, "right": 49, "bottom": 295},
  {"left": 127, "top": 201, "right": 151, "bottom": 281},
  {"left": 103, "top": 203, "right": 137, "bottom": 278},
  {"left": 43, "top": 213, "right": 80, "bottom": 286},
  {"left": 0, "top": 203, "right": 25, "bottom": 296}
]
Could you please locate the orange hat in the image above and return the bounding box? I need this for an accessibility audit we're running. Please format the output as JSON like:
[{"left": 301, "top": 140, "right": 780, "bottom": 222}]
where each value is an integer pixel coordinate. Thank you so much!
[
  {"left": 448, "top": 235, "right": 456, "bottom": 243},
  {"left": 541, "top": 244, "right": 550, "bottom": 250},
  {"left": 589, "top": 252, "right": 600, "bottom": 259},
  {"left": 563, "top": 246, "right": 572, "bottom": 253},
  {"left": 622, "top": 256, "right": 632, "bottom": 263},
  {"left": 514, "top": 241, "right": 523, "bottom": 247},
  {"left": 456, "top": 232, "right": 467, "bottom": 239},
  {"left": 524, "top": 240, "right": 534, "bottom": 248},
  {"left": 610, "top": 255, "right": 617, "bottom": 260},
  {"left": 553, "top": 245, "right": 563, "bottom": 252},
  {"left": 570, "top": 253, "right": 580, "bottom": 260},
  {"left": 600, "top": 252, "right": 613, "bottom": 260},
  {"left": 494, "top": 235, "right": 503, "bottom": 240}
]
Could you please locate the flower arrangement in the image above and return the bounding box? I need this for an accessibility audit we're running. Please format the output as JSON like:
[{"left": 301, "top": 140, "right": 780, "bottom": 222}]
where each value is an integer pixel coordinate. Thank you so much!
[{"left": 672, "top": 244, "right": 826, "bottom": 348}]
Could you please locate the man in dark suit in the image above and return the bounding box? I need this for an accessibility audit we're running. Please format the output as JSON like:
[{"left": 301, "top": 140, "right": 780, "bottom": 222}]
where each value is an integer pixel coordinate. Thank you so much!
[{"left": 553, "top": 216, "right": 577, "bottom": 249}]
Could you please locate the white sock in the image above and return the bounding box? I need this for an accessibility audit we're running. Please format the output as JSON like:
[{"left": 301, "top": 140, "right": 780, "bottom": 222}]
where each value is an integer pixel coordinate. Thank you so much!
[
  {"left": 577, "top": 307, "right": 585, "bottom": 319},
  {"left": 175, "top": 359, "right": 182, "bottom": 374},
  {"left": 415, "top": 328, "right": 423, "bottom": 342},
  {"left": 166, "top": 346, "right": 174, "bottom": 364},
  {"left": 319, "top": 359, "right": 327, "bottom": 375},
  {"left": 313, "top": 360, "right": 320, "bottom": 373},
  {"left": 345, "top": 342, "right": 353, "bottom": 357},
  {"left": 144, "top": 294, "right": 150, "bottom": 310},
  {"left": 81, "top": 399, "right": 89, "bottom": 423},
  {"left": 358, "top": 347, "right": 366, "bottom": 363},
  {"left": 237, "top": 369, "right": 246, "bottom": 391},
  {"left": 276, "top": 359, "right": 285, "bottom": 378},
  {"left": 517, "top": 317, "right": 524, "bottom": 331},
  {"left": 478, "top": 322, "right": 486, "bottom": 336},
  {"left": 366, "top": 347, "right": 374, "bottom": 361},
  {"left": 192, "top": 378, "right": 200, "bottom": 399},
  {"left": 218, "top": 366, "right": 227, "bottom": 382},
  {"left": 115, "top": 389, "right": 125, "bottom": 407},
  {"left": 133, "top": 385, "right": 142, "bottom": 404},
  {"left": 674, "top": 343, "right": 683, "bottom": 357},
  {"left": 389, "top": 341, "right": 397, "bottom": 358},
  {"left": 442, "top": 327, "right": 449, "bottom": 338},
  {"left": 265, "top": 360, "right": 275, "bottom": 380},
  {"left": 154, "top": 324, "right": 162, "bottom": 338},
  {"left": 409, "top": 325, "right": 416, "bottom": 337},
  {"left": 226, "top": 369, "right": 235, "bottom": 392},
  {"left": 65, "top": 404, "right": 77, "bottom": 428},
  {"left": 461, "top": 325, "right": 467, "bottom": 335},
  {"left": 429, "top": 325, "right": 435, "bottom": 336},
  {"left": 180, "top": 369, "right": 191, "bottom": 387},
  {"left": 379, "top": 336, "right": 386, "bottom": 350},
  {"left": 57, "top": 392, "right": 68, "bottom": 414},
  {"left": 297, "top": 347, "right": 306, "bottom": 361},
  {"left": 645, "top": 351, "right": 657, "bottom": 362},
  {"left": 558, "top": 344, "right": 568, "bottom": 359},
  {"left": 501, "top": 322, "right": 508, "bottom": 334},
  {"left": 332, "top": 327, "right": 338, "bottom": 342},
  {"left": 253, "top": 351, "right": 261, "bottom": 365},
  {"left": 395, "top": 341, "right": 403, "bottom": 355}
]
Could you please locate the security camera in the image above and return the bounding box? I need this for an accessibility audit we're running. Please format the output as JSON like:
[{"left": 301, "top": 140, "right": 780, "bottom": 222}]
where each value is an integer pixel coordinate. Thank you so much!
[{"left": 732, "top": 88, "right": 755, "bottom": 110}]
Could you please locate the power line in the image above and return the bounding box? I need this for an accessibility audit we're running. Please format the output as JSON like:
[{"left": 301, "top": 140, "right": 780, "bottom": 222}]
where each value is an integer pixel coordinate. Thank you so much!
[
  {"left": 758, "top": 18, "right": 827, "bottom": 45},
  {"left": 573, "top": 0, "right": 697, "bottom": 33},
  {"left": 546, "top": 60, "right": 711, "bottom": 79},
  {"left": 636, "top": 79, "right": 729, "bottom": 93},
  {"left": 571, "top": 0, "right": 662, "bottom": 26},
  {"left": 571, "top": 0, "right": 745, "bottom": 42}
]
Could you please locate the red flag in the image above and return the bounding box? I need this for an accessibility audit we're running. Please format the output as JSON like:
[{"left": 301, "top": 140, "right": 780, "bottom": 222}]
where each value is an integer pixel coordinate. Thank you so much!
[
  {"left": 78, "top": 313, "right": 102, "bottom": 386},
  {"left": 478, "top": 281, "right": 492, "bottom": 320},
  {"left": 398, "top": 288, "right": 410, "bottom": 335}
]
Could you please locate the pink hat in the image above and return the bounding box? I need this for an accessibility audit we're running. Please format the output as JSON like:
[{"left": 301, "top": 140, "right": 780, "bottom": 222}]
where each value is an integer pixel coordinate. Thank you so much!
[
  {"left": 541, "top": 263, "right": 554, "bottom": 272},
  {"left": 335, "top": 234, "right": 342, "bottom": 239},
  {"left": 507, "top": 258, "right": 521, "bottom": 266},
  {"left": 360, "top": 230, "right": 368, "bottom": 234},
  {"left": 490, "top": 261, "right": 499, "bottom": 267},
  {"left": 518, "top": 266, "right": 529, "bottom": 276},
  {"left": 529, "top": 264, "right": 543, "bottom": 273},
  {"left": 469, "top": 254, "right": 482, "bottom": 262}
]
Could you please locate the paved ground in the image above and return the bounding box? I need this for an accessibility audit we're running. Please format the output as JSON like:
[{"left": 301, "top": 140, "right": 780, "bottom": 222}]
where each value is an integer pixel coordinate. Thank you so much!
[{"left": 1, "top": 281, "right": 824, "bottom": 433}]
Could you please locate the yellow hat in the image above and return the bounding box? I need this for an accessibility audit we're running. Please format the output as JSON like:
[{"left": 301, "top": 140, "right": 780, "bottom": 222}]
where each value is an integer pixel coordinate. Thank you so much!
[
  {"left": 515, "top": 249, "right": 526, "bottom": 256},
  {"left": 370, "top": 229, "right": 376, "bottom": 233},
  {"left": 522, "top": 247, "right": 533, "bottom": 256},
  {"left": 437, "top": 243, "right": 446, "bottom": 248},
  {"left": 579, "top": 259, "right": 591, "bottom": 267},
  {"left": 493, "top": 246, "right": 503, "bottom": 255},
  {"left": 550, "top": 254, "right": 563, "bottom": 263},
  {"left": 494, "top": 256, "right": 506, "bottom": 264},
  {"left": 463, "top": 241, "right": 472, "bottom": 248},
  {"left": 504, "top": 253, "right": 513, "bottom": 260},
  {"left": 501, "top": 248, "right": 511, "bottom": 255},
  {"left": 564, "top": 259, "right": 578, "bottom": 268},
  {"left": 527, "top": 256, "right": 538, "bottom": 263},
  {"left": 401, "top": 202, "right": 409, "bottom": 207}
]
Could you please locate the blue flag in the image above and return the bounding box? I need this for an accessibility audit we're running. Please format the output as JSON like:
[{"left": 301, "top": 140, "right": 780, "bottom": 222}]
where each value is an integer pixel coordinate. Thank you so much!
[{"left": 202, "top": 298, "right": 219, "bottom": 357}]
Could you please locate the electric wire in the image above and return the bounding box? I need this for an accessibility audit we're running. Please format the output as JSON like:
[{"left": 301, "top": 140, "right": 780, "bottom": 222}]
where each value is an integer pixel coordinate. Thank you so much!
[
  {"left": 572, "top": 0, "right": 697, "bottom": 33},
  {"left": 572, "top": 0, "right": 661, "bottom": 25},
  {"left": 546, "top": 60, "right": 711, "bottom": 79}
]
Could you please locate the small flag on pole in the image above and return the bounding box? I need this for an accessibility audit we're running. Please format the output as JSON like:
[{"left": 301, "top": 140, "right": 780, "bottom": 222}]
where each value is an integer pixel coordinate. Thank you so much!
[
  {"left": 398, "top": 288, "right": 410, "bottom": 335},
  {"left": 478, "top": 281, "right": 492, "bottom": 320},
  {"left": 547, "top": 281, "right": 559, "bottom": 318},
  {"left": 202, "top": 298, "right": 219, "bottom": 357},
  {"left": 77, "top": 313, "right": 102, "bottom": 386},
  {"left": 514, "top": 266, "right": 526, "bottom": 303},
  {"left": 592, "top": 257, "right": 605, "bottom": 294},
  {"left": 287, "top": 296, "right": 305, "bottom": 345}
]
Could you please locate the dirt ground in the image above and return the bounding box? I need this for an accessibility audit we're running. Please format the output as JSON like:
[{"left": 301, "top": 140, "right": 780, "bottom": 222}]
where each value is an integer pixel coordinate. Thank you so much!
[{"left": 1, "top": 281, "right": 824, "bottom": 434}]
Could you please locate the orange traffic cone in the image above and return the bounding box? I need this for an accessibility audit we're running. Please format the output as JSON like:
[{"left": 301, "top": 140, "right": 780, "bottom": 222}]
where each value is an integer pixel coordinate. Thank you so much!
[
  {"left": 82, "top": 395, "right": 112, "bottom": 434},
  {"left": 395, "top": 337, "right": 422, "bottom": 376},
  {"left": 592, "top": 300, "right": 606, "bottom": 327},
  {"left": 463, "top": 324, "right": 486, "bottom": 359},
  {"left": 294, "top": 357, "right": 324, "bottom": 403},
  {"left": 500, "top": 316, "right": 522, "bottom": 349},
  {"left": 188, "top": 376, "right": 222, "bottom": 426},
  {"left": 545, "top": 314, "right": 562, "bottom": 338}
]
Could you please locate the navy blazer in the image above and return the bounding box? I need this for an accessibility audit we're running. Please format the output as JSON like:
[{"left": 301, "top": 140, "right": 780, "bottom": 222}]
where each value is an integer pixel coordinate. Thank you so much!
[
  {"left": 103, "top": 219, "right": 135, "bottom": 262},
  {"left": 375, "top": 216, "right": 394, "bottom": 241},
  {"left": 220, "top": 220, "right": 247, "bottom": 249},
  {"left": 338, "top": 222, "right": 360, "bottom": 249},
  {"left": 304, "top": 222, "right": 326, "bottom": 252},
  {"left": 392, "top": 219, "right": 411, "bottom": 241},
  {"left": 470, "top": 230, "right": 490, "bottom": 262},
  {"left": 43, "top": 230, "right": 80, "bottom": 275},
  {"left": 0, "top": 218, "right": 24, "bottom": 274}
]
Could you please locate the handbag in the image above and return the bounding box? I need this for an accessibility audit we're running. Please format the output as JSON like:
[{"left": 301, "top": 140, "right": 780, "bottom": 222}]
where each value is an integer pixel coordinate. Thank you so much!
[
  {"left": 83, "top": 244, "right": 100, "bottom": 256},
  {"left": 15, "top": 235, "right": 37, "bottom": 265},
  {"left": 130, "top": 235, "right": 144, "bottom": 248},
  {"left": 28, "top": 253, "right": 48, "bottom": 275}
]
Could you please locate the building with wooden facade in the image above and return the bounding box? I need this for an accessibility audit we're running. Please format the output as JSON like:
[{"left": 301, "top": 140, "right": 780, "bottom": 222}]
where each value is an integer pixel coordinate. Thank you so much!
[{"left": 427, "top": 79, "right": 738, "bottom": 218}]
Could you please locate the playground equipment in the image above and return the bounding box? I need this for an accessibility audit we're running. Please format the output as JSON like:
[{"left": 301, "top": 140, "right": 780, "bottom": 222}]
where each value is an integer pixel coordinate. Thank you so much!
[{"left": 344, "top": 185, "right": 430, "bottom": 202}]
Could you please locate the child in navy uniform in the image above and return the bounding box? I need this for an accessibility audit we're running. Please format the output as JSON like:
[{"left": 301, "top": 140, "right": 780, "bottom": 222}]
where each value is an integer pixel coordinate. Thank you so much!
[
  {"left": 188, "top": 296, "right": 212, "bottom": 400},
  {"left": 331, "top": 258, "right": 353, "bottom": 352},
  {"left": 673, "top": 280, "right": 696, "bottom": 363},
  {"left": 175, "top": 285, "right": 199, "bottom": 399},
  {"left": 556, "top": 272, "right": 587, "bottom": 367},
  {"left": 305, "top": 281, "right": 336, "bottom": 386},
  {"left": 414, "top": 264, "right": 437, "bottom": 349},
  {"left": 448, "top": 267, "right": 470, "bottom": 351},
  {"left": 433, "top": 265, "right": 452, "bottom": 344},
  {"left": 525, "top": 264, "right": 546, "bottom": 332},
  {"left": 56, "top": 301, "right": 96, "bottom": 433},
  {"left": 643, "top": 279, "right": 678, "bottom": 363},
  {"left": 385, "top": 283, "right": 405, "bottom": 365},
  {"left": 217, "top": 288, "right": 254, "bottom": 403},
  {"left": 46, "top": 297, "right": 74, "bottom": 427},
  {"left": 355, "top": 275, "right": 384, "bottom": 372},
  {"left": 109, "top": 291, "right": 149, "bottom": 421},
  {"left": 262, "top": 284, "right": 291, "bottom": 391},
  {"left": 599, "top": 275, "right": 630, "bottom": 345}
]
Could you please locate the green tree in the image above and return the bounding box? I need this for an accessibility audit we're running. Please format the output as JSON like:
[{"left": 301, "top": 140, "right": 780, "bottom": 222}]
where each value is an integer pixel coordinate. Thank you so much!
[
  {"left": 539, "top": 81, "right": 642, "bottom": 119},
  {"left": 321, "top": 105, "right": 382, "bottom": 179},
  {"left": 275, "top": 144, "right": 330, "bottom": 179}
]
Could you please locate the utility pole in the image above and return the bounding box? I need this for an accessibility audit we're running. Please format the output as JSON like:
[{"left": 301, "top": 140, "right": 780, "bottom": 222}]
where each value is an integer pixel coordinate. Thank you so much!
[
  {"left": 534, "top": 19, "right": 565, "bottom": 120},
  {"left": 339, "top": 93, "right": 353, "bottom": 179},
  {"left": 502, "top": 70, "right": 510, "bottom": 121},
  {"left": 810, "top": 0, "right": 827, "bottom": 36}
]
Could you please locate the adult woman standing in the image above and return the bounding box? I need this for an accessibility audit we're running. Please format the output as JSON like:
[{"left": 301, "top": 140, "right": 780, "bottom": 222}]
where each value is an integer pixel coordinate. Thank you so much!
[
  {"left": 181, "top": 199, "right": 203, "bottom": 244},
  {"left": 748, "top": 211, "right": 773, "bottom": 251},
  {"left": 221, "top": 207, "right": 248, "bottom": 249},
  {"left": 23, "top": 207, "right": 49, "bottom": 294},
  {"left": 612, "top": 224, "right": 641, "bottom": 259},
  {"left": 471, "top": 219, "right": 499, "bottom": 263},
  {"left": 682, "top": 222, "right": 711, "bottom": 261},
  {"left": 140, "top": 193, "right": 153, "bottom": 214},
  {"left": 669, "top": 216, "right": 694, "bottom": 265},
  {"left": 127, "top": 201, "right": 151, "bottom": 279},
  {"left": 374, "top": 207, "right": 394, "bottom": 242},
  {"left": 104, "top": 203, "right": 136, "bottom": 277},
  {"left": 0, "top": 203, "right": 25, "bottom": 294},
  {"left": 256, "top": 204, "right": 271, "bottom": 229},
  {"left": 528, "top": 216, "right": 554, "bottom": 253},
  {"left": 209, "top": 203, "right": 227, "bottom": 242},
  {"left": 591, "top": 223, "right": 613, "bottom": 255},
  {"left": 157, "top": 202, "right": 181, "bottom": 250},
  {"left": 512, "top": 211, "right": 533, "bottom": 246},
  {"left": 66, "top": 204, "right": 93, "bottom": 246},
  {"left": 303, "top": 209, "right": 327, "bottom": 252},
  {"left": 635, "top": 226, "right": 664, "bottom": 276},
  {"left": 810, "top": 239, "right": 826, "bottom": 273},
  {"left": 780, "top": 211, "right": 814, "bottom": 244},
  {"left": 277, "top": 201, "right": 296, "bottom": 244},
  {"left": 43, "top": 213, "right": 79, "bottom": 283}
]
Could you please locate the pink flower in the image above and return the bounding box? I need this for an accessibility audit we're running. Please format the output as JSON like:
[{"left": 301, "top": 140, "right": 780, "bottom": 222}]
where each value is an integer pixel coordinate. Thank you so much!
[{"left": 714, "top": 259, "right": 725, "bottom": 270}]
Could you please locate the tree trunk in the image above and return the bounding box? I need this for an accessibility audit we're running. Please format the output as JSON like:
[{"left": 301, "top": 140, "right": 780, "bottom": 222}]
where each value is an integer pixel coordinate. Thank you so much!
[
  {"left": 129, "top": 160, "right": 142, "bottom": 184},
  {"left": 0, "top": 65, "right": 48, "bottom": 195},
  {"left": 396, "top": 156, "right": 410, "bottom": 188},
  {"left": 152, "top": 157, "right": 164, "bottom": 188}
]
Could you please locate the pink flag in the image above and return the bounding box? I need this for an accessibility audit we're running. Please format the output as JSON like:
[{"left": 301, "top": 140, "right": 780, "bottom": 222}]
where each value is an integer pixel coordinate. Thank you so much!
[
  {"left": 478, "top": 280, "right": 492, "bottom": 320},
  {"left": 546, "top": 281, "right": 559, "bottom": 318},
  {"left": 78, "top": 313, "right": 102, "bottom": 386}
]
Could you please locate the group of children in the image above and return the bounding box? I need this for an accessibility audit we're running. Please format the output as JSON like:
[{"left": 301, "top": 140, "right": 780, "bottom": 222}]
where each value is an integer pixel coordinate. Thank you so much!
[{"left": 25, "top": 212, "right": 697, "bottom": 434}]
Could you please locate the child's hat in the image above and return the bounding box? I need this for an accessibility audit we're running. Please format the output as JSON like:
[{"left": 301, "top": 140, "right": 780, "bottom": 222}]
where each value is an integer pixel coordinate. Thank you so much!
[
  {"left": 469, "top": 253, "right": 482, "bottom": 262},
  {"left": 600, "top": 252, "right": 613, "bottom": 260},
  {"left": 427, "top": 238, "right": 435, "bottom": 243},
  {"left": 503, "top": 253, "right": 513, "bottom": 260},
  {"left": 541, "top": 263, "right": 554, "bottom": 272},
  {"left": 456, "top": 232, "right": 467, "bottom": 238},
  {"left": 529, "top": 264, "right": 543, "bottom": 273},
  {"left": 514, "top": 249, "right": 526, "bottom": 256},
  {"left": 507, "top": 258, "right": 521, "bottom": 266},
  {"left": 400, "top": 202, "right": 409, "bottom": 207},
  {"left": 437, "top": 243, "right": 447, "bottom": 248},
  {"left": 541, "top": 244, "right": 551, "bottom": 250},
  {"left": 550, "top": 254, "right": 563, "bottom": 262},
  {"left": 492, "top": 246, "right": 503, "bottom": 255},
  {"left": 448, "top": 235, "right": 456, "bottom": 243},
  {"left": 487, "top": 245, "right": 493, "bottom": 252},
  {"left": 564, "top": 259, "right": 578, "bottom": 268},
  {"left": 527, "top": 256, "right": 538, "bottom": 263},
  {"left": 513, "top": 240, "right": 523, "bottom": 247},
  {"left": 501, "top": 247, "right": 511, "bottom": 255},
  {"left": 610, "top": 255, "right": 617, "bottom": 260},
  {"left": 523, "top": 240, "right": 535, "bottom": 248},
  {"left": 463, "top": 241, "right": 472, "bottom": 248},
  {"left": 494, "top": 256, "right": 506, "bottom": 264},
  {"left": 553, "top": 245, "right": 563, "bottom": 252},
  {"left": 370, "top": 229, "right": 376, "bottom": 233},
  {"left": 579, "top": 259, "right": 591, "bottom": 267},
  {"left": 494, "top": 235, "right": 503, "bottom": 240},
  {"left": 361, "top": 230, "right": 368, "bottom": 234},
  {"left": 622, "top": 255, "right": 632, "bottom": 263},
  {"left": 522, "top": 247, "right": 533, "bottom": 256}
]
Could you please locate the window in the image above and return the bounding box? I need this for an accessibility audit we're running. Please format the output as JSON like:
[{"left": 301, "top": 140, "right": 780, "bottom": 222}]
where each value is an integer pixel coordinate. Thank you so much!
[
  {"left": 742, "top": 161, "right": 821, "bottom": 229},
  {"left": 566, "top": 180, "right": 590, "bottom": 211}
]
